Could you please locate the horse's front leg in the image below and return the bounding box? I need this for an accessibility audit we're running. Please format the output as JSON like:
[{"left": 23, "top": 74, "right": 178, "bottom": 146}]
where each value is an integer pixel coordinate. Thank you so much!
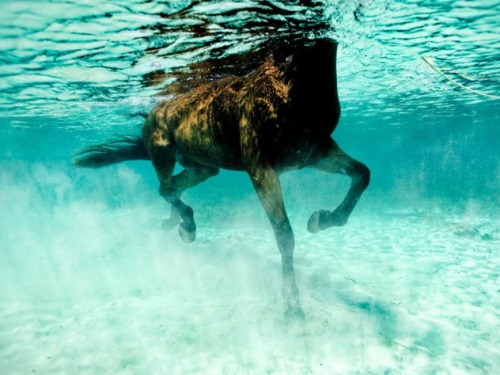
[
  {"left": 248, "top": 166, "right": 304, "bottom": 319},
  {"left": 307, "top": 137, "right": 370, "bottom": 233},
  {"left": 150, "top": 150, "right": 197, "bottom": 243},
  {"left": 149, "top": 143, "right": 218, "bottom": 243}
]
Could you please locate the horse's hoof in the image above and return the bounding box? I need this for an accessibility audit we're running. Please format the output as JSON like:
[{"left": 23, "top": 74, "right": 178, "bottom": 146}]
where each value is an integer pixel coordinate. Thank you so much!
[
  {"left": 308, "top": 209, "right": 348, "bottom": 232},
  {"left": 307, "top": 210, "right": 329, "bottom": 233},
  {"left": 178, "top": 222, "right": 196, "bottom": 243},
  {"left": 162, "top": 217, "right": 179, "bottom": 231}
]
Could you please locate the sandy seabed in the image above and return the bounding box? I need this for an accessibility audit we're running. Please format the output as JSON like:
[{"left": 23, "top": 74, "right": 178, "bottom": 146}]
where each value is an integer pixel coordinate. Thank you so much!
[{"left": 0, "top": 165, "right": 498, "bottom": 374}]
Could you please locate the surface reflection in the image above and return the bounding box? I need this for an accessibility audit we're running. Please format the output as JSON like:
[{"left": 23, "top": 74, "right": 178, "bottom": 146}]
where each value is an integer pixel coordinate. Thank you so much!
[{"left": 0, "top": 0, "right": 498, "bottom": 118}]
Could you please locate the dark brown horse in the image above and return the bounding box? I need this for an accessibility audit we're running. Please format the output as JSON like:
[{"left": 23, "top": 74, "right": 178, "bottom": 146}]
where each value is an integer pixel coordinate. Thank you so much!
[{"left": 73, "top": 39, "right": 370, "bottom": 318}]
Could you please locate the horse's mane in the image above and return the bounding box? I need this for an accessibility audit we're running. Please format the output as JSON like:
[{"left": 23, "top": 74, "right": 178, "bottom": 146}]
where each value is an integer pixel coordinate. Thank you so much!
[{"left": 137, "top": 0, "right": 330, "bottom": 97}]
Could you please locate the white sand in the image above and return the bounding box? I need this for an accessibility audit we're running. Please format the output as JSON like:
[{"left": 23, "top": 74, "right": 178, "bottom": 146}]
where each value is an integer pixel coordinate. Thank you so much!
[{"left": 0, "top": 164, "right": 498, "bottom": 374}]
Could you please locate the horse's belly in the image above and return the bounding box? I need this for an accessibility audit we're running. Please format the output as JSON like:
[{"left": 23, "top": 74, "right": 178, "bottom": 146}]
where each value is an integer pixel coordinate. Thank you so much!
[
  {"left": 173, "top": 121, "right": 244, "bottom": 171},
  {"left": 178, "top": 146, "right": 244, "bottom": 171}
]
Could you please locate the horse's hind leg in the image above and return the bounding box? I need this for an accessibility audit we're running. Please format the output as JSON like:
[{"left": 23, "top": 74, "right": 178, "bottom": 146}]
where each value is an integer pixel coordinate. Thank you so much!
[
  {"left": 151, "top": 149, "right": 218, "bottom": 242},
  {"left": 248, "top": 166, "right": 303, "bottom": 319},
  {"left": 307, "top": 138, "right": 370, "bottom": 233}
]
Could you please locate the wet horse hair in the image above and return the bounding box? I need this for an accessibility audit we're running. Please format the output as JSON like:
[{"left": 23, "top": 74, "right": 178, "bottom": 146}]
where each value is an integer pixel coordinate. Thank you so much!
[{"left": 73, "top": 39, "right": 370, "bottom": 318}]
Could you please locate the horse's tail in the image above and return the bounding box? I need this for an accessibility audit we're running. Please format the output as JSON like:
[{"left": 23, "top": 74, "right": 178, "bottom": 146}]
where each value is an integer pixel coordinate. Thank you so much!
[{"left": 72, "top": 135, "right": 150, "bottom": 168}]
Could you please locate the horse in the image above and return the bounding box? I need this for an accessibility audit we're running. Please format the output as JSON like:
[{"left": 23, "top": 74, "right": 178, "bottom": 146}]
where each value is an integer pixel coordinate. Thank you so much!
[{"left": 73, "top": 39, "right": 370, "bottom": 318}]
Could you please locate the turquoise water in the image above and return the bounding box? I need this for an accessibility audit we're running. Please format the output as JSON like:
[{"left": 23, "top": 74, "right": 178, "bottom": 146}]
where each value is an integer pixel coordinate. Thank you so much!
[{"left": 1, "top": 1, "right": 499, "bottom": 374}]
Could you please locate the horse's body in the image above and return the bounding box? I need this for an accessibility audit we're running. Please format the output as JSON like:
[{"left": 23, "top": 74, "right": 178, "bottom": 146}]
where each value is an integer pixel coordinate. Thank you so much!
[{"left": 73, "top": 39, "right": 370, "bottom": 318}]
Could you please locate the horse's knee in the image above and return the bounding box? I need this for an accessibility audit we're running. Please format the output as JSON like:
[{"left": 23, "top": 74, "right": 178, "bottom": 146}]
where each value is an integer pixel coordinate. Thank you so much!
[
  {"left": 352, "top": 162, "right": 370, "bottom": 190},
  {"left": 360, "top": 163, "right": 370, "bottom": 190}
]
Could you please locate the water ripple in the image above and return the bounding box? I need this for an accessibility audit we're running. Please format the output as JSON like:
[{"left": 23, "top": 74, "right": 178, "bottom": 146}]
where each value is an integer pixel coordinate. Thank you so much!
[{"left": 0, "top": 0, "right": 498, "bottom": 120}]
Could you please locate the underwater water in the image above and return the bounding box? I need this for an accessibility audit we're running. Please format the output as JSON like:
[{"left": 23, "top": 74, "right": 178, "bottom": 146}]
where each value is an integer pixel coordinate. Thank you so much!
[{"left": 1, "top": 0, "right": 499, "bottom": 374}]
